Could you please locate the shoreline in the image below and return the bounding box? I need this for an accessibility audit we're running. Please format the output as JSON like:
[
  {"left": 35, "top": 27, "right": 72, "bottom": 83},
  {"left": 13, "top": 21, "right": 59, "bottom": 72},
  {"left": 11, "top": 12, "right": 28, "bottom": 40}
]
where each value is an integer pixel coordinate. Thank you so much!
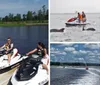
[{"left": 0, "top": 22, "right": 48, "bottom": 27}]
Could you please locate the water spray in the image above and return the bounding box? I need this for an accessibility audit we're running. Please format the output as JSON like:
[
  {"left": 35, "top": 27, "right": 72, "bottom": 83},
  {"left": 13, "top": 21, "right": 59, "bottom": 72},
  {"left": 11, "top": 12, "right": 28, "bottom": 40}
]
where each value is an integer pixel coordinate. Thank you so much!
[{"left": 81, "top": 58, "right": 88, "bottom": 70}]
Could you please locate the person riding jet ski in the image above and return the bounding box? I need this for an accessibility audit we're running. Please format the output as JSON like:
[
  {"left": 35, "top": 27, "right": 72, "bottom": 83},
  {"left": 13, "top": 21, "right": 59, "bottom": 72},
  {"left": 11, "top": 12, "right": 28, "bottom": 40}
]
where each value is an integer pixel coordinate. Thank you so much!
[
  {"left": 67, "top": 11, "right": 86, "bottom": 23},
  {"left": 82, "top": 11, "right": 86, "bottom": 22},
  {"left": 77, "top": 12, "right": 86, "bottom": 23},
  {"left": 26, "top": 42, "right": 49, "bottom": 74},
  {"left": 0, "top": 37, "right": 15, "bottom": 63}
]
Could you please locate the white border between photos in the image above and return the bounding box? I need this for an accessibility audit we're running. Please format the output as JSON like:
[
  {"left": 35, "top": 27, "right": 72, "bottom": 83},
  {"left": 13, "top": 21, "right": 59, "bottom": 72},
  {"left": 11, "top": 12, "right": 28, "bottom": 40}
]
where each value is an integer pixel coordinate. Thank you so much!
[
  {"left": 48, "top": 0, "right": 50, "bottom": 85},
  {"left": 50, "top": 42, "right": 100, "bottom": 44}
]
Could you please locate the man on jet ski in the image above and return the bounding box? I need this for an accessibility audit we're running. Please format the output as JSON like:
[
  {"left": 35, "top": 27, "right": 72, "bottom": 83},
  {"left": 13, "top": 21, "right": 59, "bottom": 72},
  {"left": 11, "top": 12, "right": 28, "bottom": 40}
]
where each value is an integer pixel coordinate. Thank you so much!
[
  {"left": 77, "top": 12, "right": 86, "bottom": 23},
  {"left": 26, "top": 42, "right": 49, "bottom": 74},
  {"left": 0, "top": 37, "right": 14, "bottom": 63},
  {"left": 82, "top": 11, "right": 86, "bottom": 22},
  {"left": 77, "top": 12, "right": 83, "bottom": 23}
]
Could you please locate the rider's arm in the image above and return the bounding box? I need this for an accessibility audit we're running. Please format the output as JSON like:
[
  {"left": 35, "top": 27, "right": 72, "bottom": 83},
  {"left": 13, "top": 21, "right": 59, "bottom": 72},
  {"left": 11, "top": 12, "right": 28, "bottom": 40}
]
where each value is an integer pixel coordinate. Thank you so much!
[
  {"left": 26, "top": 48, "right": 37, "bottom": 56},
  {"left": 0, "top": 44, "right": 5, "bottom": 49},
  {"left": 44, "top": 48, "right": 47, "bottom": 57}
]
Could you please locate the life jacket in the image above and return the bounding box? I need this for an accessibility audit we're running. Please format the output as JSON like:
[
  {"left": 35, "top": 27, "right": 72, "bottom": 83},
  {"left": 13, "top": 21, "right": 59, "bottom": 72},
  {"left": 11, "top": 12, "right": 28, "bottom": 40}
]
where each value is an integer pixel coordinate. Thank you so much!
[
  {"left": 4, "top": 44, "right": 9, "bottom": 50},
  {"left": 37, "top": 47, "right": 45, "bottom": 58},
  {"left": 79, "top": 14, "right": 83, "bottom": 20}
]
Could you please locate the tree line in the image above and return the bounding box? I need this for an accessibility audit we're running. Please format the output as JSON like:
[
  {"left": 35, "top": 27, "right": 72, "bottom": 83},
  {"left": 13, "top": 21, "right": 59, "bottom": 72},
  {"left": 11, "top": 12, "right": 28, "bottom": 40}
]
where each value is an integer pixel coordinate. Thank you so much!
[
  {"left": 51, "top": 62, "right": 100, "bottom": 66},
  {"left": 0, "top": 5, "right": 48, "bottom": 23}
]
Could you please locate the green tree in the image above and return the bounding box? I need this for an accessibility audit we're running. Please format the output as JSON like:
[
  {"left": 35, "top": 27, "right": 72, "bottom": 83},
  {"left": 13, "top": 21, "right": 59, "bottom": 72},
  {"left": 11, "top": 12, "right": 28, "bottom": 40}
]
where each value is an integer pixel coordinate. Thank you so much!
[
  {"left": 16, "top": 14, "right": 21, "bottom": 21},
  {"left": 13, "top": 16, "right": 17, "bottom": 21},
  {"left": 42, "top": 5, "right": 46, "bottom": 20},
  {"left": 8, "top": 13, "right": 14, "bottom": 21},
  {"left": 27, "top": 11, "right": 33, "bottom": 21},
  {"left": 0, "top": 17, "right": 2, "bottom": 22},
  {"left": 5, "top": 16, "right": 9, "bottom": 22},
  {"left": 46, "top": 9, "right": 48, "bottom": 20},
  {"left": 23, "top": 14, "right": 26, "bottom": 21},
  {"left": 38, "top": 9, "right": 42, "bottom": 22},
  {"left": 32, "top": 11, "right": 36, "bottom": 20}
]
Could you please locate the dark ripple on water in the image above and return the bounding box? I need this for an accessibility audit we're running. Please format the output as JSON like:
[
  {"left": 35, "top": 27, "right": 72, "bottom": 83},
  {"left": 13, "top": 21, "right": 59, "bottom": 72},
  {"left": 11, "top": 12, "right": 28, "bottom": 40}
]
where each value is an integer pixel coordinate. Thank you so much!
[{"left": 51, "top": 68, "right": 88, "bottom": 85}]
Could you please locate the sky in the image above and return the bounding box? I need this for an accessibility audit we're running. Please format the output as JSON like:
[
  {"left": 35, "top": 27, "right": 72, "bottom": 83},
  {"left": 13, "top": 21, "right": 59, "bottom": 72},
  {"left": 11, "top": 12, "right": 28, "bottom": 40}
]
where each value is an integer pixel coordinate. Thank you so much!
[
  {"left": 50, "top": 43, "right": 100, "bottom": 64},
  {"left": 50, "top": 0, "right": 100, "bottom": 13},
  {"left": 0, "top": 0, "right": 48, "bottom": 17}
]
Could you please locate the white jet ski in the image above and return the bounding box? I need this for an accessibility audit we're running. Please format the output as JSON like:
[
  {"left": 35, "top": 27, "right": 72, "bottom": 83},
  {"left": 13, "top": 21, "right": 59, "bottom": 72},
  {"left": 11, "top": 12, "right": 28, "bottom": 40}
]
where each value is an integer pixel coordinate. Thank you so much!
[
  {"left": 0, "top": 48, "right": 28, "bottom": 74},
  {"left": 65, "top": 18, "right": 89, "bottom": 27},
  {"left": 7, "top": 55, "right": 49, "bottom": 85}
]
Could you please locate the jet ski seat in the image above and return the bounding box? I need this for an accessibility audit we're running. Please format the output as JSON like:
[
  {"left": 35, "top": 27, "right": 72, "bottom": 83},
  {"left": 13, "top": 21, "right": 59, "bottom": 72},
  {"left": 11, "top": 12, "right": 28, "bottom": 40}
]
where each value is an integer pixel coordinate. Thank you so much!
[{"left": 15, "top": 55, "right": 42, "bottom": 81}]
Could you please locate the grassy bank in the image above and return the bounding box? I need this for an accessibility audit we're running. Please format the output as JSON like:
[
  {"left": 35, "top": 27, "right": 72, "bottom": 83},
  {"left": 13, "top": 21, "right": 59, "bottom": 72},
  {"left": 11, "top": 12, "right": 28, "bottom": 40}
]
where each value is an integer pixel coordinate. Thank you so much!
[{"left": 0, "top": 21, "right": 48, "bottom": 27}]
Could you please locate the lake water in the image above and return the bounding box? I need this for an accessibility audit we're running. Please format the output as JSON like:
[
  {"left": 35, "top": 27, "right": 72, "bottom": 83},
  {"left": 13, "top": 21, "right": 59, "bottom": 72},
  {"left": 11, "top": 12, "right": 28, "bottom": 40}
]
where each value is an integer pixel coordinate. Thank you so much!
[
  {"left": 50, "top": 13, "right": 100, "bottom": 42},
  {"left": 0, "top": 25, "right": 48, "bottom": 54},
  {"left": 51, "top": 66, "right": 100, "bottom": 85}
]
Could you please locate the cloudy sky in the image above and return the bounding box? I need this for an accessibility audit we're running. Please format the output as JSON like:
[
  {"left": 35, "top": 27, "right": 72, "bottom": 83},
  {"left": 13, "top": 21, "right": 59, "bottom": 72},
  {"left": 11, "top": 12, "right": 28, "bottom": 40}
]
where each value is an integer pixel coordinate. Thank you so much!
[
  {"left": 50, "top": 43, "right": 100, "bottom": 64},
  {"left": 50, "top": 0, "right": 100, "bottom": 13},
  {"left": 0, "top": 0, "right": 48, "bottom": 17}
]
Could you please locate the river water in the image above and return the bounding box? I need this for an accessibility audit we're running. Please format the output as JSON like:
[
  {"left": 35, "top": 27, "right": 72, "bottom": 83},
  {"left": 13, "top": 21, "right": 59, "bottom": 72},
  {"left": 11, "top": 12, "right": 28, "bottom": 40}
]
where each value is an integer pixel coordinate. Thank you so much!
[
  {"left": 51, "top": 66, "right": 100, "bottom": 85},
  {"left": 0, "top": 25, "right": 48, "bottom": 54}
]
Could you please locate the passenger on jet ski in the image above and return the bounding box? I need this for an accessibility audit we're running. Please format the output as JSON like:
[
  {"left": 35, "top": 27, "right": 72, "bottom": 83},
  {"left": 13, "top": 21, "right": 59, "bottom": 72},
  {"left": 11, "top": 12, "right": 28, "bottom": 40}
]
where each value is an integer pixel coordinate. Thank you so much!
[
  {"left": 0, "top": 37, "right": 14, "bottom": 63},
  {"left": 77, "top": 12, "right": 83, "bottom": 23},
  {"left": 77, "top": 12, "right": 86, "bottom": 23},
  {"left": 82, "top": 11, "right": 86, "bottom": 22},
  {"left": 26, "top": 42, "right": 49, "bottom": 74}
]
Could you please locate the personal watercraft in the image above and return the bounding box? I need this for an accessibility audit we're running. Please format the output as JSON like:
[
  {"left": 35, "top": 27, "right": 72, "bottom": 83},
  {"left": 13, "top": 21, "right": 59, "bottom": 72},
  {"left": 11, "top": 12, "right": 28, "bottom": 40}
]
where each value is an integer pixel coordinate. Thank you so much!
[
  {"left": 7, "top": 54, "right": 49, "bottom": 85},
  {"left": 65, "top": 18, "right": 89, "bottom": 27},
  {"left": 0, "top": 48, "right": 28, "bottom": 74}
]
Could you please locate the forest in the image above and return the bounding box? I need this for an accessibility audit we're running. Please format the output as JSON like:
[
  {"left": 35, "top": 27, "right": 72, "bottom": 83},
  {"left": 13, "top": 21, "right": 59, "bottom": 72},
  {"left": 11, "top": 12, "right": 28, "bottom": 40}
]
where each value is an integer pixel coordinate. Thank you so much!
[
  {"left": 0, "top": 5, "right": 48, "bottom": 26},
  {"left": 51, "top": 62, "right": 100, "bottom": 66}
]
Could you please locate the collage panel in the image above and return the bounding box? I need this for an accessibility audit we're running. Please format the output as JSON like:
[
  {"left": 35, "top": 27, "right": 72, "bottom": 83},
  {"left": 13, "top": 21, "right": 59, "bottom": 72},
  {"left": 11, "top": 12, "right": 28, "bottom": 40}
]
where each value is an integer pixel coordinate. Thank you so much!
[
  {"left": 0, "top": 0, "right": 100, "bottom": 85},
  {"left": 50, "top": 43, "right": 100, "bottom": 85},
  {"left": 0, "top": 0, "right": 49, "bottom": 85},
  {"left": 50, "top": 0, "right": 100, "bottom": 42}
]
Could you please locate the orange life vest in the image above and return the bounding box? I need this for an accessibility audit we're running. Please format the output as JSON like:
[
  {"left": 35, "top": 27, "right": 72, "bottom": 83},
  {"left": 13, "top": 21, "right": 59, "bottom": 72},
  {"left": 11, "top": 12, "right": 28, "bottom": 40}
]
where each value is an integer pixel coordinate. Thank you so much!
[{"left": 79, "top": 14, "right": 83, "bottom": 20}]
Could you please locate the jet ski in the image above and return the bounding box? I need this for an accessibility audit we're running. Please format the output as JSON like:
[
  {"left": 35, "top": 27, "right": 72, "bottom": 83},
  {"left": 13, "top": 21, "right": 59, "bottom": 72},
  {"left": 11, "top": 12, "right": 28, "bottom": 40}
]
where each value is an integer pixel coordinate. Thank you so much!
[
  {"left": 7, "top": 54, "right": 49, "bottom": 85},
  {"left": 0, "top": 48, "right": 28, "bottom": 74},
  {"left": 65, "top": 18, "right": 89, "bottom": 27}
]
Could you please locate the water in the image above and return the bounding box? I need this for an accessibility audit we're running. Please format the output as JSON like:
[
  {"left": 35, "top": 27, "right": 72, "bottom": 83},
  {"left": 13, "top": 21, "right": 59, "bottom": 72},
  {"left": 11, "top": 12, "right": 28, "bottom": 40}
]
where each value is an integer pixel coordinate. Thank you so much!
[
  {"left": 51, "top": 66, "right": 100, "bottom": 85},
  {"left": 0, "top": 25, "right": 48, "bottom": 54},
  {"left": 50, "top": 13, "right": 100, "bottom": 42}
]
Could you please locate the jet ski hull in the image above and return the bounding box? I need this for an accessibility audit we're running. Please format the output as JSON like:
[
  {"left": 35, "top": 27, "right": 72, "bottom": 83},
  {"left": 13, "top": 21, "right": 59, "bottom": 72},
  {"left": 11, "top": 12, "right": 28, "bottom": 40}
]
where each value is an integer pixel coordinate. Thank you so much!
[
  {"left": 8, "top": 68, "right": 49, "bottom": 85},
  {"left": 65, "top": 19, "right": 89, "bottom": 27},
  {"left": 0, "top": 61, "right": 20, "bottom": 74},
  {"left": 0, "top": 55, "right": 28, "bottom": 74},
  {"left": 0, "top": 48, "right": 28, "bottom": 74},
  {"left": 65, "top": 22, "right": 88, "bottom": 27},
  {"left": 7, "top": 55, "right": 49, "bottom": 85}
]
